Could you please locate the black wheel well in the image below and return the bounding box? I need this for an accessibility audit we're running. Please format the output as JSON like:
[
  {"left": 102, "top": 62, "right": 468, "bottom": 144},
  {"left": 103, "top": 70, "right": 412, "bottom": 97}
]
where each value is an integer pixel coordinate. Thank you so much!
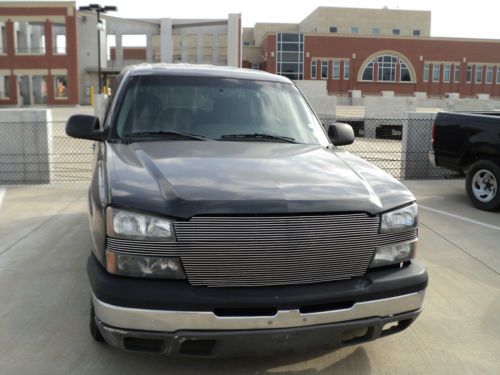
[{"left": 460, "top": 152, "right": 500, "bottom": 174}]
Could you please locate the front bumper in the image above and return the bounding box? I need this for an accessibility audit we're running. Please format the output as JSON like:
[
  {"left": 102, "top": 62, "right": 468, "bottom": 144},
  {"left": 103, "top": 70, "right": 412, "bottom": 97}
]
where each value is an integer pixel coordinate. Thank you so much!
[
  {"left": 96, "top": 308, "right": 422, "bottom": 357},
  {"left": 88, "top": 255, "right": 427, "bottom": 356}
]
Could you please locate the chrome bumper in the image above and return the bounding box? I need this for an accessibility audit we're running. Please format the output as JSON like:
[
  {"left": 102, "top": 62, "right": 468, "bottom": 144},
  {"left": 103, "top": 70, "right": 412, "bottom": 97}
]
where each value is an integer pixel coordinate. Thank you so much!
[{"left": 92, "top": 291, "right": 425, "bottom": 332}]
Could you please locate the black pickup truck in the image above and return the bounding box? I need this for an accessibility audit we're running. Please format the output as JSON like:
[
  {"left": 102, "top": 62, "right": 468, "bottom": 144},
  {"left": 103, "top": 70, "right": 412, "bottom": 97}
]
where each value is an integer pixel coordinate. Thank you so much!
[
  {"left": 430, "top": 111, "right": 500, "bottom": 211},
  {"left": 66, "top": 64, "right": 427, "bottom": 357}
]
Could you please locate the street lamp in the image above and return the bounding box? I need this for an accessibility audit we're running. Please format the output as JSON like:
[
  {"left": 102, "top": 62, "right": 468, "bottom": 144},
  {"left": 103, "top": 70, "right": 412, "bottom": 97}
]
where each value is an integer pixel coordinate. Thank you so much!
[{"left": 79, "top": 4, "right": 117, "bottom": 94}]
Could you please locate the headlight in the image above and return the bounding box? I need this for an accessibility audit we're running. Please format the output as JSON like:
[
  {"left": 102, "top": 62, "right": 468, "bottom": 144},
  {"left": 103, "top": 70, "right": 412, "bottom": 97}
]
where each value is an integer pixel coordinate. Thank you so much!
[
  {"left": 380, "top": 203, "right": 418, "bottom": 233},
  {"left": 106, "top": 250, "right": 186, "bottom": 279},
  {"left": 369, "top": 240, "right": 417, "bottom": 268},
  {"left": 106, "top": 207, "right": 175, "bottom": 241}
]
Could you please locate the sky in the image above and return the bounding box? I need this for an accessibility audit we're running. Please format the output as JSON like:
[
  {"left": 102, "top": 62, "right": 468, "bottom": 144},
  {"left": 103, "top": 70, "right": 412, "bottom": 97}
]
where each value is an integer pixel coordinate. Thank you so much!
[{"left": 25, "top": 0, "right": 500, "bottom": 39}]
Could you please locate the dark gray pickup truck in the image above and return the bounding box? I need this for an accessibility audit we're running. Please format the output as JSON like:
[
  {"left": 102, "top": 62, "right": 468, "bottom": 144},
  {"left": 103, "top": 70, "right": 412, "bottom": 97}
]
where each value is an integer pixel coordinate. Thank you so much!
[
  {"left": 66, "top": 64, "right": 427, "bottom": 357},
  {"left": 430, "top": 111, "right": 500, "bottom": 211}
]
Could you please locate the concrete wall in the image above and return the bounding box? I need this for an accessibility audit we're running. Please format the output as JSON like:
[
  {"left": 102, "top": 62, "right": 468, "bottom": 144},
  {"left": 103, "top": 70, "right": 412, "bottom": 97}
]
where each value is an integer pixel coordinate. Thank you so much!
[
  {"left": 364, "top": 96, "right": 416, "bottom": 138},
  {"left": 0, "top": 108, "right": 53, "bottom": 184},
  {"left": 294, "top": 80, "right": 328, "bottom": 98}
]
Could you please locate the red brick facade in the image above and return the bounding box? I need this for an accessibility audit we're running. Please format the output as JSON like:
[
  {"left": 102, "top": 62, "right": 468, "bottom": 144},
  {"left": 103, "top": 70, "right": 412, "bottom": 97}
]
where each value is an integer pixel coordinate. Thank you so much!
[
  {"left": 0, "top": 4, "right": 79, "bottom": 105},
  {"left": 258, "top": 33, "right": 500, "bottom": 98}
]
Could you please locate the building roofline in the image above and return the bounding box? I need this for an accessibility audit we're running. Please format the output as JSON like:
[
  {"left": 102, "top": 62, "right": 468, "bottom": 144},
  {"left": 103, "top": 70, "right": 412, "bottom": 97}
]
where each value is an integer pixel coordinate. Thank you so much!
[
  {"left": 256, "top": 31, "right": 500, "bottom": 44},
  {"left": 0, "top": 1, "right": 75, "bottom": 7}
]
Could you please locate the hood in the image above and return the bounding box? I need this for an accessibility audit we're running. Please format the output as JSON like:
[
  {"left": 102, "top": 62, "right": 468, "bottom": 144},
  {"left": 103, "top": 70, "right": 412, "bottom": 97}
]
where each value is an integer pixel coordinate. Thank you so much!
[{"left": 107, "top": 141, "right": 415, "bottom": 219}]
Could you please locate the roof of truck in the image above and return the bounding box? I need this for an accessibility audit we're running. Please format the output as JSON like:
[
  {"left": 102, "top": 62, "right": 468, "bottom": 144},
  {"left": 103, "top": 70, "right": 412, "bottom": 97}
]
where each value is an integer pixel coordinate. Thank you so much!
[{"left": 122, "top": 63, "right": 292, "bottom": 84}]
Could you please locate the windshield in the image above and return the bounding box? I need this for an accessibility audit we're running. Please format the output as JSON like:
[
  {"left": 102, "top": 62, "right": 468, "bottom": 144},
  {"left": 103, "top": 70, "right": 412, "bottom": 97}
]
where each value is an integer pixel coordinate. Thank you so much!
[{"left": 113, "top": 75, "right": 329, "bottom": 146}]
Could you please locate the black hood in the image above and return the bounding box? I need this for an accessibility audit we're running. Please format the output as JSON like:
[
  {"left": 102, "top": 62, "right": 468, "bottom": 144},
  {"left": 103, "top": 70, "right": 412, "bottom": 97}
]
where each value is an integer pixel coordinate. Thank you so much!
[{"left": 106, "top": 141, "right": 415, "bottom": 219}]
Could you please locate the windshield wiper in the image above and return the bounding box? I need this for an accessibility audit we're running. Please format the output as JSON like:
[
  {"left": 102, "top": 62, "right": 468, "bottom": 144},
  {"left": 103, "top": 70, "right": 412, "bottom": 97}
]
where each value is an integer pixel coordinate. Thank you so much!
[
  {"left": 122, "top": 131, "right": 209, "bottom": 142},
  {"left": 219, "top": 133, "right": 297, "bottom": 143}
]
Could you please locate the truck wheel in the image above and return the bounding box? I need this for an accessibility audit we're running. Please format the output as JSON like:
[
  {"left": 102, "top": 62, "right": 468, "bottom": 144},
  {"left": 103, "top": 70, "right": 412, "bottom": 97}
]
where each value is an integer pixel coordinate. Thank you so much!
[
  {"left": 90, "top": 301, "right": 106, "bottom": 343},
  {"left": 466, "top": 160, "right": 500, "bottom": 211}
]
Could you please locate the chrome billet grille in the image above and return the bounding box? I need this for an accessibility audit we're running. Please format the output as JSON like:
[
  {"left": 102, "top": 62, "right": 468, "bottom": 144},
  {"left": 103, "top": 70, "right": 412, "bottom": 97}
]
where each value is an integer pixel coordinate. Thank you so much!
[{"left": 107, "top": 214, "right": 417, "bottom": 287}]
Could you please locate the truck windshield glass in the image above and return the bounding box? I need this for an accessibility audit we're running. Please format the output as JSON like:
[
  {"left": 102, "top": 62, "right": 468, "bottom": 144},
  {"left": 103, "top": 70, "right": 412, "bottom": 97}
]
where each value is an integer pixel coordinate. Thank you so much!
[{"left": 113, "top": 75, "right": 329, "bottom": 146}]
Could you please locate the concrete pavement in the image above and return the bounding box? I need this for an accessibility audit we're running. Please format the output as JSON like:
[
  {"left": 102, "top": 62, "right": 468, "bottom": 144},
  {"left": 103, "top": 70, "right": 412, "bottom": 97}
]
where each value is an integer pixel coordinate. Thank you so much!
[{"left": 0, "top": 180, "right": 499, "bottom": 374}]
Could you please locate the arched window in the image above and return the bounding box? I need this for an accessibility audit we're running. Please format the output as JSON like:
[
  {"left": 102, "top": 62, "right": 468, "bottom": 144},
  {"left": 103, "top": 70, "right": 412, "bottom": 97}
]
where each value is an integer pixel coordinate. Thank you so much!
[{"left": 360, "top": 53, "right": 414, "bottom": 82}]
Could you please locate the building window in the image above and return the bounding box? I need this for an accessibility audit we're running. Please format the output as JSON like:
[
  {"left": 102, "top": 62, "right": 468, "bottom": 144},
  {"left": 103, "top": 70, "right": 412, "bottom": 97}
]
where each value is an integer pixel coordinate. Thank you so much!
[
  {"left": 0, "top": 22, "right": 7, "bottom": 54},
  {"left": 321, "top": 60, "right": 328, "bottom": 79},
  {"left": 378, "top": 55, "right": 398, "bottom": 81},
  {"left": 372, "top": 28, "right": 380, "bottom": 35},
  {"left": 332, "top": 61, "right": 340, "bottom": 80},
  {"left": 432, "top": 64, "right": 440, "bottom": 82},
  {"left": 343, "top": 60, "right": 350, "bottom": 80},
  {"left": 54, "top": 76, "right": 68, "bottom": 98},
  {"left": 485, "top": 66, "right": 494, "bottom": 84},
  {"left": 413, "top": 30, "right": 421, "bottom": 37},
  {"left": 0, "top": 74, "right": 10, "bottom": 98},
  {"left": 14, "top": 21, "right": 46, "bottom": 54},
  {"left": 329, "top": 26, "right": 338, "bottom": 33},
  {"left": 453, "top": 65, "right": 460, "bottom": 83},
  {"left": 392, "top": 29, "right": 400, "bottom": 36},
  {"left": 443, "top": 64, "right": 451, "bottom": 83},
  {"left": 311, "top": 59, "right": 317, "bottom": 79},
  {"left": 475, "top": 65, "right": 483, "bottom": 84},
  {"left": 52, "top": 23, "right": 66, "bottom": 54},
  {"left": 466, "top": 65, "right": 473, "bottom": 83},
  {"left": 423, "top": 63, "right": 429, "bottom": 82},
  {"left": 243, "top": 41, "right": 251, "bottom": 46},
  {"left": 350, "top": 27, "right": 359, "bottom": 34},
  {"left": 18, "top": 74, "right": 47, "bottom": 105},
  {"left": 361, "top": 54, "right": 413, "bottom": 82},
  {"left": 400, "top": 60, "right": 411, "bottom": 82},
  {"left": 497, "top": 67, "right": 500, "bottom": 84},
  {"left": 362, "top": 60, "right": 375, "bottom": 81},
  {"left": 251, "top": 63, "right": 259, "bottom": 70},
  {"left": 276, "top": 33, "right": 304, "bottom": 80}
]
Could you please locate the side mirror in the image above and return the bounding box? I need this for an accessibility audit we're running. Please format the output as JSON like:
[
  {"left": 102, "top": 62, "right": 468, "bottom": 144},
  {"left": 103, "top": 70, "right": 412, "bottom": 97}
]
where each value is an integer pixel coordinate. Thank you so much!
[
  {"left": 328, "top": 123, "right": 354, "bottom": 146},
  {"left": 65, "top": 115, "right": 104, "bottom": 141}
]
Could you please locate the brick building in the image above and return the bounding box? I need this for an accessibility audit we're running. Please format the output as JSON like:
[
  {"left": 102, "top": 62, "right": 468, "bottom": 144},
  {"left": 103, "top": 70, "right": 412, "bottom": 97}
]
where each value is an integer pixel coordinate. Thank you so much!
[
  {"left": 244, "top": 7, "right": 500, "bottom": 98},
  {"left": 0, "top": 1, "right": 79, "bottom": 106}
]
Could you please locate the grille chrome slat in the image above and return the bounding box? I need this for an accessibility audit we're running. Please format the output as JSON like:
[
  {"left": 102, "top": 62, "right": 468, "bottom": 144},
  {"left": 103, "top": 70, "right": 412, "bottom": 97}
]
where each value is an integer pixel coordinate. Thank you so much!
[{"left": 106, "top": 214, "right": 417, "bottom": 287}]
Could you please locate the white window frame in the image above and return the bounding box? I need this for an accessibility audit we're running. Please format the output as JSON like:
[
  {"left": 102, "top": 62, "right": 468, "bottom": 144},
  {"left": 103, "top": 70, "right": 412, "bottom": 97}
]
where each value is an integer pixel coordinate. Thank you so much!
[
  {"left": 432, "top": 64, "right": 440, "bottom": 83},
  {"left": 453, "top": 65, "right": 460, "bottom": 83},
  {"left": 321, "top": 60, "right": 328, "bottom": 80},
  {"left": 343, "top": 60, "right": 350, "bottom": 80},
  {"left": 0, "top": 74, "right": 10, "bottom": 99},
  {"left": 311, "top": 60, "right": 317, "bottom": 79},
  {"left": 443, "top": 64, "right": 451, "bottom": 83},
  {"left": 475, "top": 65, "right": 483, "bottom": 84},
  {"left": 485, "top": 66, "right": 494, "bottom": 84},
  {"left": 332, "top": 60, "right": 340, "bottom": 80},
  {"left": 423, "top": 63, "right": 429, "bottom": 82},
  {"left": 466, "top": 65, "right": 473, "bottom": 83},
  {"left": 350, "top": 27, "right": 359, "bottom": 34}
]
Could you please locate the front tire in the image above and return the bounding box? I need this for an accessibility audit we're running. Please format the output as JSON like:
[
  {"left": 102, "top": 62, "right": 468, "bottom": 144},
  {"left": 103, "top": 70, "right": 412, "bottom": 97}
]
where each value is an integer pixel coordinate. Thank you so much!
[{"left": 465, "top": 160, "right": 500, "bottom": 211}]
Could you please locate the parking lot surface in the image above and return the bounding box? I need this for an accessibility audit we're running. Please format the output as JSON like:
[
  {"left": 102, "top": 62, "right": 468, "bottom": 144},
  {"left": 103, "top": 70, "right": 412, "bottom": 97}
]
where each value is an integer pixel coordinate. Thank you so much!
[{"left": 0, "top": 180, "right": 499, "bottom": 374}]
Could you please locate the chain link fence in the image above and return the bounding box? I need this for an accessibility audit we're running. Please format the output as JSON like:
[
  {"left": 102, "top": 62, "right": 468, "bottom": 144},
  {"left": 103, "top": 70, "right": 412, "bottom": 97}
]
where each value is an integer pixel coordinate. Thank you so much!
[{"left": 0, "top": 117, "right": 461, "bottom": 185}]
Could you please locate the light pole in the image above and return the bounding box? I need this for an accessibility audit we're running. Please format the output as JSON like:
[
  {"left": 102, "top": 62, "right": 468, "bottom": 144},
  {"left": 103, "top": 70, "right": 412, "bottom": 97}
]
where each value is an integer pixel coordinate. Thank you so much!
[{"left": 79, "top": 4, "right": 117, "bottom": 93}]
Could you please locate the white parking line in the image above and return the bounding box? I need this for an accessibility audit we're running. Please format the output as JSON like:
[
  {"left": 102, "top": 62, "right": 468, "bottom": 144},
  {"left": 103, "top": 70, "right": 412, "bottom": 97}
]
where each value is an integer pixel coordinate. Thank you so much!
[
  {"left": 0, "top": 188, "right": 5, "bottom": 209},
  {"left": 419, "top": 204, "right": 500, "bottom": 231}
]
